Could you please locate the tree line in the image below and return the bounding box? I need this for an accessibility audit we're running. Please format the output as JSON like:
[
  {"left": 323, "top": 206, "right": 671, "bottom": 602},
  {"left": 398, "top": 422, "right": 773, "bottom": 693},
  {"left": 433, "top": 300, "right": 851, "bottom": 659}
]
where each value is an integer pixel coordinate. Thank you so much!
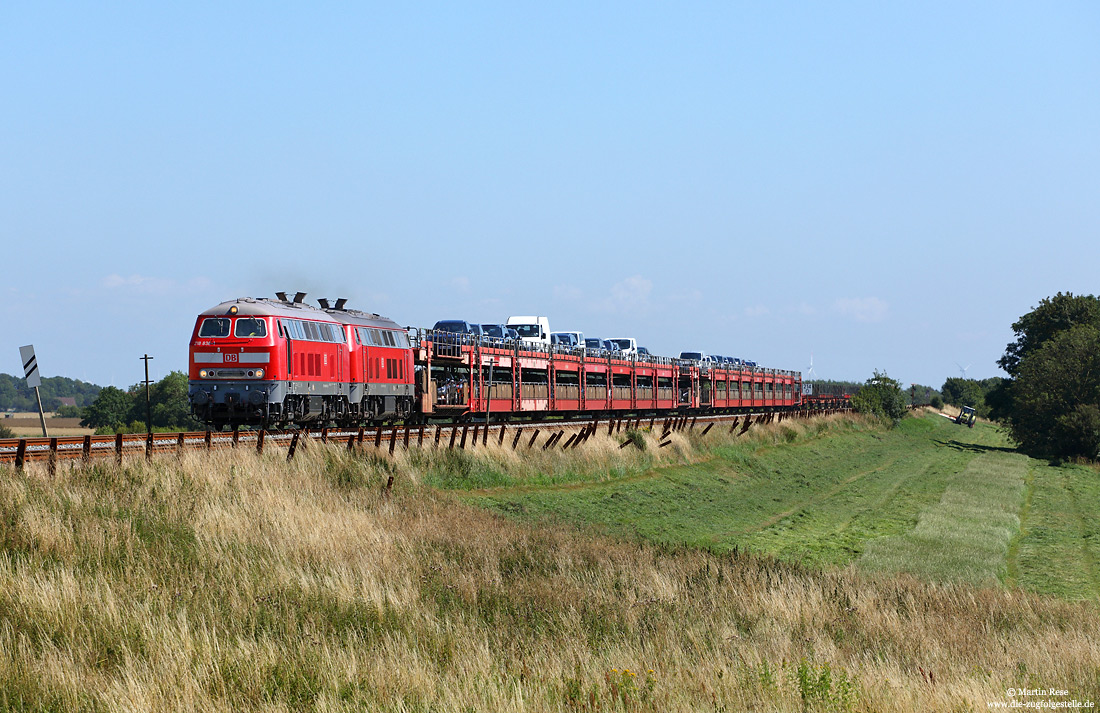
[
  {"left": 0, "top": 373, "right": 101, "bottom": 412},
  {"left": 79, "top": 371, "right": 200, "bottom": 434},
  {"left": 854, "top": 292, "right": 1100, "bottom": 461}
]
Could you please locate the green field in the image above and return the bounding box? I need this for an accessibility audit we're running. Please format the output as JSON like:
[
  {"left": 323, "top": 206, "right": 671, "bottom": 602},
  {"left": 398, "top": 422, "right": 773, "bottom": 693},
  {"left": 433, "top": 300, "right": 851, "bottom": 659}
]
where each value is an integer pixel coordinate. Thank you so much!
[{"left": 464, "top": 412, "right": 1100, "bottom": 600}]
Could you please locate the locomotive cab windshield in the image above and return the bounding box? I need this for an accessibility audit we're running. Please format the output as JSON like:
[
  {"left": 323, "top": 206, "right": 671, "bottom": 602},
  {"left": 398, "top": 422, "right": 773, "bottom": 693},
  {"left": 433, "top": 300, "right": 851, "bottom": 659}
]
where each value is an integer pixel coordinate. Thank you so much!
[
  {"left": 198, "top": 318, "right": 231, "bottom": 338},
  {"left": 234, "top": 318, "right": 267, "bottom": 338}
]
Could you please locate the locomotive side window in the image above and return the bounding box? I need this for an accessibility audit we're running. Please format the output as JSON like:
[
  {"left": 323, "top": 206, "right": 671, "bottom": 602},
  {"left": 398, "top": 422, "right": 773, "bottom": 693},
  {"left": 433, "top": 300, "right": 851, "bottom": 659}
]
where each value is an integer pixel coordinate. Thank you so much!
[
  {"left": 304, "top": 322, "right": 321, "bottom": 341},
  {"left": 199, "top": 318, "right": 231, "bottom": 338},
  {"left": 234, "top": 318, "right": 267, "bottom": 338}
]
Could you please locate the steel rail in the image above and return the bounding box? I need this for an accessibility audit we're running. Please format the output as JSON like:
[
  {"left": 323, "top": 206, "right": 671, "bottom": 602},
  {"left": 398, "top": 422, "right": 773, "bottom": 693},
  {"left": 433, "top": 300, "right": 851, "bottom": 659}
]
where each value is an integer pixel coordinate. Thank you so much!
[{"left": 0, "top": 408, "right": 851, "bottom": 468}]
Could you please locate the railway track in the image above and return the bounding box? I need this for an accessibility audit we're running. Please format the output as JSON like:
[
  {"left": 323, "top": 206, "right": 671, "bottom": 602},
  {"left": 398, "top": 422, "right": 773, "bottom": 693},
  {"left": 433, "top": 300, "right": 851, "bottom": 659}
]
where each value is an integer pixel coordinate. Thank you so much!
[{"left": 0, "top": 408, "right": 850, "bottom": 470}]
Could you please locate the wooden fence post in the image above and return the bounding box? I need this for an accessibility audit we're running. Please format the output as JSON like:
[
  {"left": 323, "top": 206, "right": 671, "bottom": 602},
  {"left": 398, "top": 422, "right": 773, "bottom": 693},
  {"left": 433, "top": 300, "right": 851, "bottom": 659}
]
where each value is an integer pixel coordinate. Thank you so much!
[
  {"left": 286, "top": 432, "right": 300, "bottom": 461},
  {"left": 48, "top": 438, "right": 58, "bottom": 476},
  {"left": 512, "top": 427, "right": 523, "bottom": 450},
  {"left": 82, "top": 435, "right": 92, "bottom": 464},
  {"left": 146, "top": 432, "right": 153, "bottom": 461},
  {"left": 256, "top": 430, "right": 266, "bottom": 455},
  {"left": 15, "top": 439, "right": 26, "bottom": 471},
  {"left": 116, "top": 433, "right": 124, "bottom": 465},
  {"left": 527, "top": 429, "right": 540, "bottom": 448}
]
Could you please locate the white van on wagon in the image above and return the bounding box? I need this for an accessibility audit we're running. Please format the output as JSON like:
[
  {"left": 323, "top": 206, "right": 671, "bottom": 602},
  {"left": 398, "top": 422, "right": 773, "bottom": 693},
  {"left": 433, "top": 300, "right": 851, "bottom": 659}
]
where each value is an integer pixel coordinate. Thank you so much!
[
  {"left": 607, "top": 337, "right": 638, "bottom": 355},
  {"left": 550, "top": 331, "right": 584, "bottom": 350},
  {"left": 506, "top": 316, "right": 551, "bottom": 346}
]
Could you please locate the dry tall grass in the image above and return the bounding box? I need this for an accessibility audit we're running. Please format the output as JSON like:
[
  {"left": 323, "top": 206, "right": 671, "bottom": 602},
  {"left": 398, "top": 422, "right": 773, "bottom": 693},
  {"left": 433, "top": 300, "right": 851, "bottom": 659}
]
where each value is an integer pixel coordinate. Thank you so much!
[{"left": 1, "top": 416, "right": 1097, "bottom": 711}]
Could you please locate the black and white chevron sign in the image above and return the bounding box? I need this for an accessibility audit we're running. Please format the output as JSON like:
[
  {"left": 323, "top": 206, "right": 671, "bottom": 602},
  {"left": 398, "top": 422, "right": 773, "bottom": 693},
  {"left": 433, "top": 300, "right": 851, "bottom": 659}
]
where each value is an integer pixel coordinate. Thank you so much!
[{"left": 19, "top": 345, "right": 41, "bottom": 389}]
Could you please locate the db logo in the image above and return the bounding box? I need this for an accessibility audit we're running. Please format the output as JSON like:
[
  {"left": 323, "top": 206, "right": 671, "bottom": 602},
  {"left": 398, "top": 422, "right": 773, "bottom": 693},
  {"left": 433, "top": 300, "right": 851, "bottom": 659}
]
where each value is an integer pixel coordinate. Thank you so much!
[{"left": 224, "top": 353, "right": 238, "bottom": 363}]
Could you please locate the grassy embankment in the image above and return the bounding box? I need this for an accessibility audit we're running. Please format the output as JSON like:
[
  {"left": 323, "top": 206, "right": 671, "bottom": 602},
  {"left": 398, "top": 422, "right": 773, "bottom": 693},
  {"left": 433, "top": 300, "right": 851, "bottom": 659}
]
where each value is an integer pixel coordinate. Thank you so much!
[
  {"left": 466, "top": 411, "right": 1100, "bottom": 600},
  {"left": 1, "top": 412, "right": 1098, "bottom": 711}
]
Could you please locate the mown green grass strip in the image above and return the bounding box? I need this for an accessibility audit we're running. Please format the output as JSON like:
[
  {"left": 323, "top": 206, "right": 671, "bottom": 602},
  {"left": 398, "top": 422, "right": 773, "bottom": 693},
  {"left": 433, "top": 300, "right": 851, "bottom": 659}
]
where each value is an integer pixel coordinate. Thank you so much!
[
  {"left": 857, "top": 449, "right": 1028, "bottom": 586},
  {"left": 470, "top": 416, "right": 975, "bottom": 567},
  {"left": 1011, "top": 460, "right": 1100, "bottom": 600}
]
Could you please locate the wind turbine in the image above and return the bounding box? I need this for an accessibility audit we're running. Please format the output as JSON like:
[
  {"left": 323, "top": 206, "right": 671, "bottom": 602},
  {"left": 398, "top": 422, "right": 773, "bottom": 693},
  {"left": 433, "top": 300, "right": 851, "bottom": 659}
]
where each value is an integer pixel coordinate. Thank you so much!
[
  {"left": 955, "top": 362, "right": 972, "bottom": 379},
  {"left": 805, "top": 353, "right": 817, "bottom": 380}
]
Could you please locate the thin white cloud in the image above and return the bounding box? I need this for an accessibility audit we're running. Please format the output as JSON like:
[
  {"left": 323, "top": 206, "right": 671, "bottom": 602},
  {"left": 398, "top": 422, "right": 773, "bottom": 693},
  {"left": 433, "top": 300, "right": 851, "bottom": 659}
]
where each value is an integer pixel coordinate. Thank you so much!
[
  {"left": 553, "top": 284, "right": 583, "bottom": 302},
  {"left": 744, "top": 304, "right": 770, "bottom": 318},
  {"left": 597, "top": 275, "right": 652, "bottom": 313},
  {"left": 670, "top": 288, "right": 703, "bottom": 303},
  {"left": 101, "top": 273, "right": 177, "bottom": 294},
  {"left": 834, "top": 297, "right": 888, "bottom": 323}
]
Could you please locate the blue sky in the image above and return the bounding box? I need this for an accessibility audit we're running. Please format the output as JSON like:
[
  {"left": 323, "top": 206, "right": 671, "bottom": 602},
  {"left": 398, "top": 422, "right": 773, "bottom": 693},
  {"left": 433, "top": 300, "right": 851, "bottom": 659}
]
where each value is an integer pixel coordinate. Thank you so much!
[{"left": 2, "top": 2, "right": 1097, "bottom": 389}]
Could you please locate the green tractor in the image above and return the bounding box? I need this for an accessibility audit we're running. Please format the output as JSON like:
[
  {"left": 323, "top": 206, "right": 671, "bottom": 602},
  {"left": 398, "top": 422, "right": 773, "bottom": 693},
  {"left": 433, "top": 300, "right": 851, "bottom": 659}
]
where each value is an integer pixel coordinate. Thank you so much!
[{"left": 954, "top": 406, "right": 976, "bottom": 428}]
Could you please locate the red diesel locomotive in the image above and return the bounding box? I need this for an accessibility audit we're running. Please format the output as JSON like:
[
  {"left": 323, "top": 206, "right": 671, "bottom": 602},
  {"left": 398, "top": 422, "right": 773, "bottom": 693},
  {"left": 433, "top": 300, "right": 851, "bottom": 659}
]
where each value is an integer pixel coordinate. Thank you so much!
[
  {"left": 188, "top": 293, "right": 414, "bottom": 428},
  {"left": 188, "top": 293, "right": 805, "bottom": 428}
]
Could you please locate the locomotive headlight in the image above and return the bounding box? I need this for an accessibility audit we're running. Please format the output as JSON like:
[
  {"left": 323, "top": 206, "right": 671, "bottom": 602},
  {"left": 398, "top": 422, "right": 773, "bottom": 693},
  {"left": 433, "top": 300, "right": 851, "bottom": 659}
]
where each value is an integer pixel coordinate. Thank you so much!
[
  {"left": 254, "top": 368, "right": 264, "bottom": 378},
  {"left": 199, "top": 369, "right": 209, "bottom": 378}
]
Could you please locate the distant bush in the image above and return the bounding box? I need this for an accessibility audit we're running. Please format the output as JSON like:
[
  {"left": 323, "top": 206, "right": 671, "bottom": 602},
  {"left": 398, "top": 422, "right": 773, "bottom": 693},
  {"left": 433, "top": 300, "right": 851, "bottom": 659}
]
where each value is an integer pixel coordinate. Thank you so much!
[
  {"left": 851, "top": 370, "right": 907, "bottom": 427},
  {"left": 930, "top": 395, "right": 943, "bottom": 410},
  {"left": 56, "top": 404, "right": 83, "bottom": 418}
]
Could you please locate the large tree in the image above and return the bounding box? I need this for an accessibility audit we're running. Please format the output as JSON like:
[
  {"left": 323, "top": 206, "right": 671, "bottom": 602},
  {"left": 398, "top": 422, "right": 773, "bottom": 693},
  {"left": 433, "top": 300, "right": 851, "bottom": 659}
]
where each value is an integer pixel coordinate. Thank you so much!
[
  {"left": 80, "top": 371, "right": 199, "bottom": 432},
  {"left": 80, "top": 386, "right": 135, "bottom": 430},
  {"left": 1006, "top": 324, "right": 1100, "bottom": 459},
  {"left": 998, "top": 292, "right": 1100, "bottom": 376},
  {"left": 941, "top": 377, "right": 983, "bottom": 408},
  {"left": 995, "top": 293, "right": 1100, "bottom": 459}
]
